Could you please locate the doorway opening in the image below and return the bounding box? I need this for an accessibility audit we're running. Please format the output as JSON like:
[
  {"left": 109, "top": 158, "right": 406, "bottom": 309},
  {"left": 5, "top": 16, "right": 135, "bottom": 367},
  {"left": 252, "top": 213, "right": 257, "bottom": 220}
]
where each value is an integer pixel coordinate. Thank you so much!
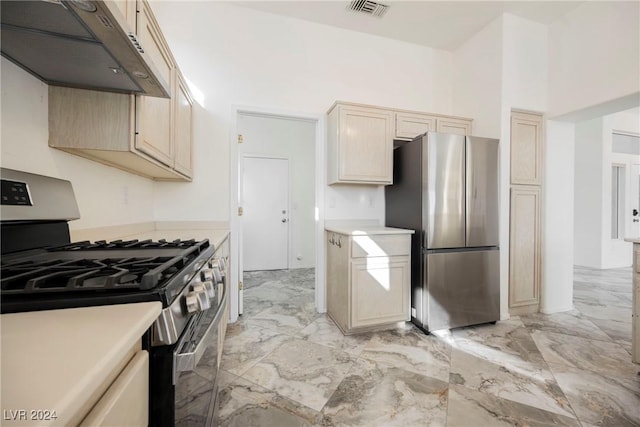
[
  {"left": 573, "top": 107, "right": 640, "bottom": 269},
  {"left": 230, "top": 110, "right": 324, "bottom": 322}
]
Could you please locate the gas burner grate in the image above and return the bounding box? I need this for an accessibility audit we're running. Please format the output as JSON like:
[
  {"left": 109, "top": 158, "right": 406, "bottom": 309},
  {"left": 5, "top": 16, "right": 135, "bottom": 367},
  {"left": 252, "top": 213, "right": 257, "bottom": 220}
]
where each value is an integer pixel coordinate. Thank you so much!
[
  {"left": 51, "top": 238, "right": 200, "bottom": 251},
  {"left": 1, "top": 255, "right": 187, "bottom": 294}
]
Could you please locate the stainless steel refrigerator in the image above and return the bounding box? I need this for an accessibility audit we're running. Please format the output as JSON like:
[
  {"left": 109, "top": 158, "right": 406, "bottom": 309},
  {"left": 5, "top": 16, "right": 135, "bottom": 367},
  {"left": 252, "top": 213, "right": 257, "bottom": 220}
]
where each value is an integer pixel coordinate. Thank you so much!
[{"left": 385, "top": 132, "right": 500, "bottom": 332}]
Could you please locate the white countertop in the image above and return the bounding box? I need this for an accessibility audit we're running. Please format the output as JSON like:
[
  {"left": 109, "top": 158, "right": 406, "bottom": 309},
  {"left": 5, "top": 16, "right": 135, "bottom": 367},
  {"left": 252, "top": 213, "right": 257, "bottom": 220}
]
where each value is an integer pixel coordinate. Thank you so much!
[
  {"left": 325, "top": 225, "right": 415, "bottom": 235},
  {"left": 70, "top": 221, "right": 229, "bottom": 250},
  {"left": 625, "top": 238, "right": 640, "bottom": 244},
  {"left": 1, "top": 302, "right": 161, "bottom": 426},
  {"left": 120, "top": 228, "right": 229, "bottom": 249}
]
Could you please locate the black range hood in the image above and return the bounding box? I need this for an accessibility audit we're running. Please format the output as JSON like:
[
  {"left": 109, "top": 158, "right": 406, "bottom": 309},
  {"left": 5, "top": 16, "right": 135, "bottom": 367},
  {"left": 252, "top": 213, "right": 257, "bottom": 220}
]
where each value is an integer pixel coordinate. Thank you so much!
[{"left": 1, "top": 0, "right": 169, "bottom": 98}]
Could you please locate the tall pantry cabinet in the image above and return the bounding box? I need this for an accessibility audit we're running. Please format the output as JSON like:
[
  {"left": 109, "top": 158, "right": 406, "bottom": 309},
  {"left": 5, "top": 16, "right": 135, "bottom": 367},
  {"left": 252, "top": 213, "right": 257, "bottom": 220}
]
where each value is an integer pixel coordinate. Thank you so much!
[{"left": 509, "top": 111, "right": 544, "bottom": 315}]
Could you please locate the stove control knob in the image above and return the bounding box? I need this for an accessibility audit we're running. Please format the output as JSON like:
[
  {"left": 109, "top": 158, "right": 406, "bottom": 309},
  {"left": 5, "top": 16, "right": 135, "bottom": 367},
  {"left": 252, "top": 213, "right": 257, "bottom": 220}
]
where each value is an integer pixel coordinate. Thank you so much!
[
  {"left": 207, "top": 259, "right": 219, "bottom": 270},
  {"left": 201, "top": 268, "right": 214, "bottom": 282},
  {"left": 219, "top": 257, "right": 226, "bottom": 272},
  {"left": 200, "top": 280, "right": 216, "bottom": 298},
  {"left": 185, "top": 286, "right": 211, "bottom": 313},
  {"left": 210, "top": 267, "right": 223, "bottom": 284}
]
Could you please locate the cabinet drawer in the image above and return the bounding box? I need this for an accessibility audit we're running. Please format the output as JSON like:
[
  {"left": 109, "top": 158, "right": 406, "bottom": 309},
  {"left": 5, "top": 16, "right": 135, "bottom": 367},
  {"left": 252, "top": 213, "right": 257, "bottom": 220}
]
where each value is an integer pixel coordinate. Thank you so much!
[{"left": 351, "top": 234, "right": 410, "bottom": 258}]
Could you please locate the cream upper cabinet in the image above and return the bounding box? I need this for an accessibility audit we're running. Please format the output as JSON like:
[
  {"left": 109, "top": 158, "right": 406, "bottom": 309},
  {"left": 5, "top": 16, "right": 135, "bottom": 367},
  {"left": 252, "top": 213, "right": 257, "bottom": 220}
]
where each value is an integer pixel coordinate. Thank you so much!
[
  {"left": 394, "top": 111, "right": 436, "bottom": 140},
  {"left": 134, "top": 0, "right": 175, "bottom": 167},
  {"left": 327, "top": 103, "right": 394, "bottom": 185},
  {"left": 395, "top": 112, "right": 473, "bottom": 140},
  {"left": 436, "top": 117, "right": 473, "bottom": 135},
  {"left": 48, "top": 1, "right": 194, "bottom": 181},
  {"left": 510, "top": 111, "right": 543, "bottom": 185},
  {"left": 173, "top": 71, "right": 194, "bottom": 178},
  {"left": 326, "top": 230, "right": 411, "bottom": 334},
  {"left": 108, "top": 1, "right": 137, "bottom": 32}
]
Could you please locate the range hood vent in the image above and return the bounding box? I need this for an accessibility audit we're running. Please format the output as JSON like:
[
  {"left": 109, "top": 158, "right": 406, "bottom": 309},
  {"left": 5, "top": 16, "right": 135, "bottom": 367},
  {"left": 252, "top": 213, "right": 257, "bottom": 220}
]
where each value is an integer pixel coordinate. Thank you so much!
[
  {"left": 348, "top": 0, "right": 389, "bottom": 18},
  {"left": 0, "top": 1, "right": 169, "bottom": 98}
]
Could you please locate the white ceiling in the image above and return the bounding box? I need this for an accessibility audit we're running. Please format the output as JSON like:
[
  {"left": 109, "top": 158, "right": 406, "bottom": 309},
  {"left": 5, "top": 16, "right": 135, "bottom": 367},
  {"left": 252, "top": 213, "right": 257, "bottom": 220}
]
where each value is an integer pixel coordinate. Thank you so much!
[{"left": 231, "top": 1, "right": 583, "bottom": 51}]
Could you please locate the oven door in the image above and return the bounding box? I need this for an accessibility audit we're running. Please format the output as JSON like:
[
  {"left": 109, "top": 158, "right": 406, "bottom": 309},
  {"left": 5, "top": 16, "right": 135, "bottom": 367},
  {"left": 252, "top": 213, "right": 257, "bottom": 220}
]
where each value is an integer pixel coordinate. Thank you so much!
[{"left": 173, "top": 281, "right": 227, "bottom": 427}]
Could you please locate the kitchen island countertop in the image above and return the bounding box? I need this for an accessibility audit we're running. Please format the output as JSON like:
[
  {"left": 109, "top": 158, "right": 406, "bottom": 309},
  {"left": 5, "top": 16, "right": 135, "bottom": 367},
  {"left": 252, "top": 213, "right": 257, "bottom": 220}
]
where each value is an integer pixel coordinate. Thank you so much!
[{"left": 1, "top": 302, "right": 161, "bottom": 426}]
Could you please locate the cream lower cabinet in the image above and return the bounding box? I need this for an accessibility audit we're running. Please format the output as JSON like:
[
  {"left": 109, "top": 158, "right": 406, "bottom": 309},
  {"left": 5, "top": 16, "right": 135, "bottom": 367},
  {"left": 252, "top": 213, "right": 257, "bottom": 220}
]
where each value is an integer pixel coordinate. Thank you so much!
[
  {"left": 326, "top": 231, "right": 411, "bottom": 334},
  {"left": 79, "top": 350, "right": 149, "bottom": 427}
]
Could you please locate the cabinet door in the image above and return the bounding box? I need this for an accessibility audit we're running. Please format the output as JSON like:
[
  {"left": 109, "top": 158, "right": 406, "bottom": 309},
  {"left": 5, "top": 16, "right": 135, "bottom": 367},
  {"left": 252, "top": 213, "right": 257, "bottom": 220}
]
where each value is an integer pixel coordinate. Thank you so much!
[
  {"left": 436, "top": 117, "right": 472, "bottom": 135},
  {"left": 338, "top": 106, "right": 393, "bottom": 184},
  {"left": 326, "top": 232, "right": 349, "bottom": 332},
  {"left": 108, "top": 1, "right": 137, "bottom": 32},
  {"left": 79, "top": 350, "right": 148, "bottom": 427},
  {"left": 174, "top": 71, "right": 193, "bottom": 178},
  {"left": 394, "top": 112, "right": 436, "bottom": 140},
  {"left": 350, "top": 257, "right": 410, "bottom": 328},
  {"left": 510, "top": 112, "right": 543, "bottom": 185},
  {"left": 134, "top": 0, "right": 175, "bottom": 167},
  {"left": 509, "top": 186, "right": 541, "bottom": 312}
]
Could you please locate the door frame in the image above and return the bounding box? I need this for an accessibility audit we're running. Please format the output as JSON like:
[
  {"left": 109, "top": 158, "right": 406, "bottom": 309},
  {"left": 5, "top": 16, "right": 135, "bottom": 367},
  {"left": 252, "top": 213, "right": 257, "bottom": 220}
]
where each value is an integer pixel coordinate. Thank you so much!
[
  {"left": 242, "top": 154, "right": 291, "bottom": 271},
  {"left": 229, "top": 105, "right": 326, "bottom": 323}
]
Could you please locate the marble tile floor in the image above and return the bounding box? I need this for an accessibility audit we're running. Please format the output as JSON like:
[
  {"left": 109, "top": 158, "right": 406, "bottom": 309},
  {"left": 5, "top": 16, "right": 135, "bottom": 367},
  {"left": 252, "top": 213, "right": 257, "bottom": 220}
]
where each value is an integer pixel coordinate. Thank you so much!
[{"left": 218, "top": 267, "right": 640, "bottom": 427}]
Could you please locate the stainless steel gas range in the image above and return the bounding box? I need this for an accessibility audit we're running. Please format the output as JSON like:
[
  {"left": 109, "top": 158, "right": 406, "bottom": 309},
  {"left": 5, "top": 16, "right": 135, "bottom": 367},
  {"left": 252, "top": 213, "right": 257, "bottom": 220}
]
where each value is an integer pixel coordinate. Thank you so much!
[{"left": 0, "top": 168, "right": 227, "bottom": 427}]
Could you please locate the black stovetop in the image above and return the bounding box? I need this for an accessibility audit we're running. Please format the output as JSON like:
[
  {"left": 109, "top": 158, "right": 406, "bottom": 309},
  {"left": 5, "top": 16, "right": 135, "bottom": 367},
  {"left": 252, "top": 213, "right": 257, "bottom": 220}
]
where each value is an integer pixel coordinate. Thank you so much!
[{"left": 0, "top": 239, "right": 213, "bottom": 313}]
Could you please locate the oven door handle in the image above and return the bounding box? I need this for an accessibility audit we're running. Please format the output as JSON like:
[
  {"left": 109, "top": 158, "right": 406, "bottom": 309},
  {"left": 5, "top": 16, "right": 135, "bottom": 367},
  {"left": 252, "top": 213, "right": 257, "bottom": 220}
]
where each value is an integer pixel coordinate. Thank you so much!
[{"left": 173, "top": 280, "right": 226, "bottom": 380}]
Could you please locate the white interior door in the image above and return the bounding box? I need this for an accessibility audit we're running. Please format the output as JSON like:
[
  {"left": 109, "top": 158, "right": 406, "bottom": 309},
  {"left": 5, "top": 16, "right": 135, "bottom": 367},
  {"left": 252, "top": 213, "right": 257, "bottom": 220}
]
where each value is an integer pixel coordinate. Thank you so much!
[
  {"left": 242, "top": 156, "right": 289, "bottom": 271},
  {"left": 629, "top": 163, "right": 640, "bottom": 238}
]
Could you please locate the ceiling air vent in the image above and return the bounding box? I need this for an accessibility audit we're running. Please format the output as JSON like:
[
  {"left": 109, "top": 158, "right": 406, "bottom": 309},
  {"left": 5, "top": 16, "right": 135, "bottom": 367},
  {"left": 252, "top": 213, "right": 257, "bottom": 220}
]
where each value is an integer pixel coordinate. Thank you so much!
[{"left": 348, "top": 0, "right": 389, "bottom": 18}]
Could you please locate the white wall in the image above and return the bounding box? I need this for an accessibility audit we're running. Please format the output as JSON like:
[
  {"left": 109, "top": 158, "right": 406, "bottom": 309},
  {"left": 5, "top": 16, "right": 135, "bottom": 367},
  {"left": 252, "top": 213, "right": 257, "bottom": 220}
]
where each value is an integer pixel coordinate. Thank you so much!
[
  {"left": 237, "top": 114, "right": 316, "bottom": 269},
  {"left": 452, "top": 16, "right": 503, "bottom": 138},
  {"left": 0, "top": 58, "right": 155, "bottom": 230},
  {"left": 150, "top": 1, "right": 454, "bottom": 225},
  {"left": 548, "top": 1, "right": 640, "bottom": 118},
  {"left": 574, "top": 118, "right": 605, "bottom": 267},
  {"left": 542, "top": 121, "right": 575, "bottom": 313}
]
